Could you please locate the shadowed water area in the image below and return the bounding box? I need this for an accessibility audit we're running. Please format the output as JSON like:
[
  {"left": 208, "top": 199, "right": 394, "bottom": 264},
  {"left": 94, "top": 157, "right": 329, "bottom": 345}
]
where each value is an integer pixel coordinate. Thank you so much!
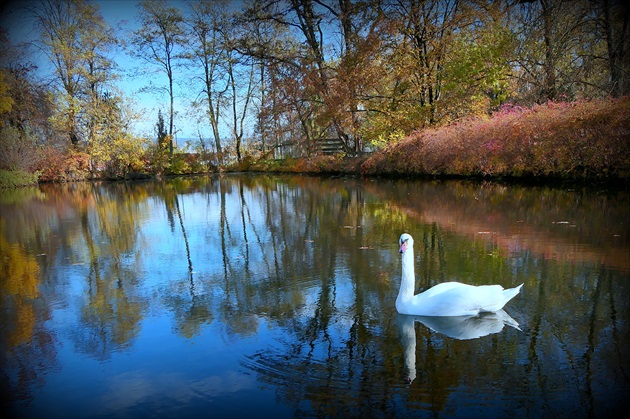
[{"left": 1, "top": 174, "right": 629, "bottom": 418}]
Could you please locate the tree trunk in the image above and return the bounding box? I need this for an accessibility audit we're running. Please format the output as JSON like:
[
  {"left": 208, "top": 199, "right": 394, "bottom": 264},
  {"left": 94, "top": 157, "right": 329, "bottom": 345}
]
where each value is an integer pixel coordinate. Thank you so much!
[
  {"left": 168, "top": 67, "right": 174, "bottom": 157},
  {"left": 540, "top": 0, "right": 557, "bottom": 101},
  {"left": 603, "top": 0, "right": 630, "bottom": 97}
]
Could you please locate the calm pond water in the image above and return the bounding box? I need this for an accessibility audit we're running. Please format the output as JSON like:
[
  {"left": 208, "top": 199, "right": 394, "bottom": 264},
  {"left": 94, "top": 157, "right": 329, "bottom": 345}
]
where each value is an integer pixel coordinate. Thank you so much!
[{"left": 1, "top": 174, "right": 629, "bottom": 418}]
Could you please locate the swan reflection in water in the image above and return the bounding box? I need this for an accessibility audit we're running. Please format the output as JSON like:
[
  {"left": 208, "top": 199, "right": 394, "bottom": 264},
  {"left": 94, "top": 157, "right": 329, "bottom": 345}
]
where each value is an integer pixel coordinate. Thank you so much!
[{"left": 397, "top": 310, "right": 521, "bottom": 384}]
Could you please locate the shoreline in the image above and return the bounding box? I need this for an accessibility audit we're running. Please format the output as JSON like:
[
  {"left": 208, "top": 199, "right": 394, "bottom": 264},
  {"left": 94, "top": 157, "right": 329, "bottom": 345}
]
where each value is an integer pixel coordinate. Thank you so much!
[
  {"left": 3, "top": 96, "right": 629, "bottom": 189},
  {"left": 2, "top": 159, "right": 629, "bottom": 190}
]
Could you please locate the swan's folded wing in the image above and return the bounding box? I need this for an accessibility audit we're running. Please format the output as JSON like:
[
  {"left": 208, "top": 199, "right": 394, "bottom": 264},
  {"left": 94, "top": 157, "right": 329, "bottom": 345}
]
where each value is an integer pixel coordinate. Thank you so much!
[
  {"left": 429, "top": 284, "right": 503, "bottom": 316},
  {"left": 419, "top": 282, "right": 470, "bottom": 299},
  {"left": 416, "top": 285, "right": 483, "bottom": 316}
]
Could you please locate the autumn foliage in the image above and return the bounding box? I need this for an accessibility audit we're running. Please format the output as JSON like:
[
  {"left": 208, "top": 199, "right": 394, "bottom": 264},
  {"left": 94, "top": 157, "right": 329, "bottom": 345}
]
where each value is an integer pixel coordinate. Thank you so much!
[
  {"left": 36, "top": 146, "right": 91, "bottom": 182},
  {"left": 360, "top": 97, "right": 630, "bottom": 181},
  {"left": 2, "top": 1, "right": 630, "bottom": 186}
]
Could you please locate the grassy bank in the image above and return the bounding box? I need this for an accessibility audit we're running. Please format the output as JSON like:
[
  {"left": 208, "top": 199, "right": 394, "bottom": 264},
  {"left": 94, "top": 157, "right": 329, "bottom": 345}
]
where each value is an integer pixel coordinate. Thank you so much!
[
  {"left": 360, "top": 96, "right": 630, "bottom": 182},
  {"left": 0, "top": 170, "right": 39, "bottom": 188}
]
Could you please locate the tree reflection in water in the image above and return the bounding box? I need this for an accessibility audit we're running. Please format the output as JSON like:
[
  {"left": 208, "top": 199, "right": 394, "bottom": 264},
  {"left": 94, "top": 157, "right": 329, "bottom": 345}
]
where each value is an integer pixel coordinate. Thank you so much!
[{"left": 1, "top": 175, "right": 628, "bottom": 417}]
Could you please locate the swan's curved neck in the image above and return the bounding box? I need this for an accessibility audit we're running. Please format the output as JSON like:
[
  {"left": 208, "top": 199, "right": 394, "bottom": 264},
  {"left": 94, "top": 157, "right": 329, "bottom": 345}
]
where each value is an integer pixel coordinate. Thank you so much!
[{"left": 398, "top": 246, "right": 416, "bottom": 302}]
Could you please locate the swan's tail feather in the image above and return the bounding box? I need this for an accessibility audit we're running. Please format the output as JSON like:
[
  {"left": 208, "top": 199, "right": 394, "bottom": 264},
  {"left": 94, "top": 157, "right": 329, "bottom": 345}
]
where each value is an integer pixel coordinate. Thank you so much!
[
  {"left": 484, "top": 284, "right": 523, "bottom": 312},
  {"left": 502, "top": 283, "right": 523, "bottom": 305}
]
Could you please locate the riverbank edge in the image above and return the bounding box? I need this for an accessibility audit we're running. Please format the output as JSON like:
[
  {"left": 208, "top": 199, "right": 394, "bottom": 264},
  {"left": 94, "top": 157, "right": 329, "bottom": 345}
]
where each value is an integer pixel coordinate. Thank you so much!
[
  {"left": 2, "top": 153, "right": 629, "bottom": 189},
  {"left": 2, "top": 96, "right": 628, "bottom": 189},
  {"left": 243, "top": 156, "right": 629, "bottom": 188},
  {"left": 2, "top": 160, "right": 628, "bottom": 189}
]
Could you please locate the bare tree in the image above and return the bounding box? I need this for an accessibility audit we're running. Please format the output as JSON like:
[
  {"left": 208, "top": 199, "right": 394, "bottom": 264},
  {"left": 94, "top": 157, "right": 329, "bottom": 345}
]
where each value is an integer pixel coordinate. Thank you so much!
[
  {"left": 132, "top": 0, "right": 185, "bottom": 157},
  {"left": 187, "top": 0, "right": 230, "bottom": 157},
  {"left": 226, "top": 45, "right": 257, "bottom": 163}
]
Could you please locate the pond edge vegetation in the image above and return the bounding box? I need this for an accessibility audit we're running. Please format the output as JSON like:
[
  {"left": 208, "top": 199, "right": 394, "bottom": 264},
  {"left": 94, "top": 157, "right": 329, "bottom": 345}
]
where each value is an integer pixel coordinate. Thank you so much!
[
  {"left": 1, "top": 96, "right": 629, "bottom": 188},
  {"left": 250, "top": 96, "right": 630, "bottom": 184}
]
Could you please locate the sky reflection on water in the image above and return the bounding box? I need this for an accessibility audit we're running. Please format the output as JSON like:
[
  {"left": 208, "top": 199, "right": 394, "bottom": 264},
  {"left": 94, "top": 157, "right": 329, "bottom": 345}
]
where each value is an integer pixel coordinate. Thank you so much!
[{"left": 1, "top": 175, "right": 628, "bottom": 418}]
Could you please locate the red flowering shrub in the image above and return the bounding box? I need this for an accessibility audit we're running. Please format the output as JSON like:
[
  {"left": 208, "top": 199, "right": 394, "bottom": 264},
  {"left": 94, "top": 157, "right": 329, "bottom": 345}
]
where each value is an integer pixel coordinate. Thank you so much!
[{"left": 361, "top": 96, "right": 630, "bottom": 181}]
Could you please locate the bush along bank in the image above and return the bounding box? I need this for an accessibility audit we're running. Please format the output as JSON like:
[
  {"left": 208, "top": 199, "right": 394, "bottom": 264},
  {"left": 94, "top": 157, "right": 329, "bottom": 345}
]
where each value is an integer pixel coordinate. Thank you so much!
[
  {"left": 0, "top": 170, "right": 40, "bottom": 188},
  {"left": 360, "top": 96, "right": 630, "bottom": 183}
]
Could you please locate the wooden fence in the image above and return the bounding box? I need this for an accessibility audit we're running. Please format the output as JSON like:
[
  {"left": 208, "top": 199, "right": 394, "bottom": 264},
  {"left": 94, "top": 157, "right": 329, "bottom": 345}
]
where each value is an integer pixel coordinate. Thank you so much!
[{"left": 318, "top": 138, "right": 345, "bottom": 155}]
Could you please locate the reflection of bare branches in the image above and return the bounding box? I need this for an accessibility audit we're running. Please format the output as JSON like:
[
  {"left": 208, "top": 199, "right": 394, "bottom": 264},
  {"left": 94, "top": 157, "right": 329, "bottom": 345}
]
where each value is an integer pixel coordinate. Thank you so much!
[
  {"left": 239, "top": 179, "right": 275, "bottom": 277},
  {"left": 527, "top": 262, "right": 552, "bottom": 412},
  {"left": 608, "top": 271, "right": 630, "bottom": 384},
  {"left": 71, "top": 184, "right": 146, "bottom": 361},
  {"left": 218, "top": 178, "right": 237, "bottom": 284},
  {"left": 164, "top": 292, "right": 214, "bottom": 339},
  {"left": 238, "top": 181, "right": 249, "bottom": 277},
  {"left": 583, "top": 264, "right": 603, "bottom": 417},
  {"left": 174, "top": 194, "right": 194, "bottom": 288},
  {"left": 241, "top": 320, "right": 401, "bottom": 418}
]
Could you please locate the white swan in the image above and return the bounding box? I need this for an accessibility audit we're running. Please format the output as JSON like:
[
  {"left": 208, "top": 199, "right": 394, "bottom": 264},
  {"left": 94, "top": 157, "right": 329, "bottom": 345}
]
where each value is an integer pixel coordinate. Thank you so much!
[{"left": 397, "top": 233, "right": 523, "bottom": 317}]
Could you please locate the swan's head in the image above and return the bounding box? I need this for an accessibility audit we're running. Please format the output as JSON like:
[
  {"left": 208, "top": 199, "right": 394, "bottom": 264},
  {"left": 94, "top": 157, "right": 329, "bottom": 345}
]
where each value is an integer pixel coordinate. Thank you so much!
[{"left": 399, "top": 233, "right": 414, "bottom": 253}]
